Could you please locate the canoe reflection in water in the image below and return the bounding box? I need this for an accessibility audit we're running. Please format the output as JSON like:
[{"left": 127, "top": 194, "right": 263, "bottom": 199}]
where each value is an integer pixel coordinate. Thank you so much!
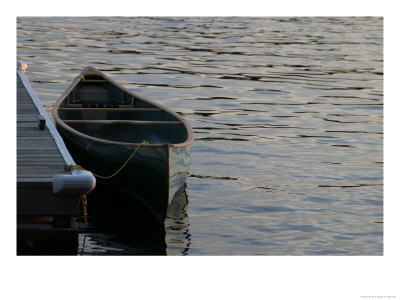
[
  {"left": 165, "top": 184, "right": 191, "bottom": 256},
  {"left": 77, "top": 184, "right": 191, "bottom": 255}
]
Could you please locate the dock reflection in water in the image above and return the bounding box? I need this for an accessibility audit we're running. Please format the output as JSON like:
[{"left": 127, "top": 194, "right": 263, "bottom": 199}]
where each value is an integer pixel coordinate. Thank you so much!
[{"left": 77, "top": 184, "right": 190, "bottom": 255}]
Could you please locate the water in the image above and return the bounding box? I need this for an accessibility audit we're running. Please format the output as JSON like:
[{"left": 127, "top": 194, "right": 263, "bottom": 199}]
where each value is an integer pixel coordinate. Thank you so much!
[{"left": 17, "top": 17, "right": 383, "bottom": 255}]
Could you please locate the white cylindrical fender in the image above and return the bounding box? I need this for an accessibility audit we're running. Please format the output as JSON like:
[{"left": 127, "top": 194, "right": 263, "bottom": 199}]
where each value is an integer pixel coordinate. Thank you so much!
[{"left": 52, "top": 170, "right": 96, "bottom": 195}]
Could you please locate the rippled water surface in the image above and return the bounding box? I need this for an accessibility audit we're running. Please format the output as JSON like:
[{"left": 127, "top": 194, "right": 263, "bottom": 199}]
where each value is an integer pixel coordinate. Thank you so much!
[{"left": 17, "top": 17, "right": 383, "bottom": 255}]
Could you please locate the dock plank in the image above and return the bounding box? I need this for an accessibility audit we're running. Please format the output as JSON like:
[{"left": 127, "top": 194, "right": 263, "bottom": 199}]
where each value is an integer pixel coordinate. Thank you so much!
[{"left": 17, "top": 74, "right": 69, "bottom": 183}]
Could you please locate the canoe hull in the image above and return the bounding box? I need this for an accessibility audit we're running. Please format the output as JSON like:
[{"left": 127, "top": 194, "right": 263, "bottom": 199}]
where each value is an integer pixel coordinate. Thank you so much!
[
  {"left": 169, "top": 146, "right": 191, "bottom": 202},
  {"left": 57, "top": 124, "right": 189, "bottom": 223}
]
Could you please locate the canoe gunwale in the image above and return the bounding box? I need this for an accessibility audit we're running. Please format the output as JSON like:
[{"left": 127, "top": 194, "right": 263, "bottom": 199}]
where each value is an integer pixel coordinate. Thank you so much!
[
  {"left": 52, "top": 66, "right": 194, "bottom": 149},
  {"left": 62, "top": 120, "right": 184, "bottom": 125}
]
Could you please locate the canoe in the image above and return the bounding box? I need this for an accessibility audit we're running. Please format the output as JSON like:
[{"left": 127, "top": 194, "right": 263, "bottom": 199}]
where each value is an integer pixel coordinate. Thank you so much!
[{"left": 52, "top": 66, "right": 193, "bottom": 223}]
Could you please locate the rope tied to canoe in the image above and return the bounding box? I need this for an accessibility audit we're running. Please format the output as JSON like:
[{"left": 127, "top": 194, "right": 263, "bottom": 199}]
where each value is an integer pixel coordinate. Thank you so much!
[
  {"left": 65, "top": 140, "right": 149, "bottom": 224},
  {"left": 65, "top": 140, "right": 149, "bottom": 179}
]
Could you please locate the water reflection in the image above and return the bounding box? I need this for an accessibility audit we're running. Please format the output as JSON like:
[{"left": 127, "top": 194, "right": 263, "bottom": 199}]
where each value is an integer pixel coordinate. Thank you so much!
[
  {"left": 77, "top": 183, "right": 166, "bottom": 255},
  {"left": 77, "top": 183, "right": 191, "bottom": 255},
  {"left": 165, "top": 184, "right": 191, "bottom": 255}
]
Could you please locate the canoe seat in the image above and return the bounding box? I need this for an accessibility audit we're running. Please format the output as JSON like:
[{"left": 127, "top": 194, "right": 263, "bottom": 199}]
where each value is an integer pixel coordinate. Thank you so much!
[
  {"left": 84, "top": 103, "right": 119, "bottom": 108},
  {"left": 73, "top": 100, "right": 120, "bottom": 108},
  {"left": 79, "top": 85, "right": 109, "bottom": 102}
]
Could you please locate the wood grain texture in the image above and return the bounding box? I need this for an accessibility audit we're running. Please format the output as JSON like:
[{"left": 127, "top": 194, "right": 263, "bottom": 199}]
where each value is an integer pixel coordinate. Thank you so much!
[{"left": 16, "top": 74, "right": 69, "bottom": 182}]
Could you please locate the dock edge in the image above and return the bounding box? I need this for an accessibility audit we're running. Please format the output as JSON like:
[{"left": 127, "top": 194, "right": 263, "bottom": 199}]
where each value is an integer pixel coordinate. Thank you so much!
[{"left": 17, "top": 60, "right": 96, "bottom": 194}]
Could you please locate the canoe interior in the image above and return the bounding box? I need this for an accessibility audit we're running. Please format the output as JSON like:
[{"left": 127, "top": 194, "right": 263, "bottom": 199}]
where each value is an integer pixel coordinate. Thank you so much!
[
  {"left": 58, "top": 109, "right": 179, "bottom": 121},
  {"left": 58, "top": 73, "right": 189, "bottom": 145},
  {"left": 68, "top": 77, "right": 134, "bottom": 106}
]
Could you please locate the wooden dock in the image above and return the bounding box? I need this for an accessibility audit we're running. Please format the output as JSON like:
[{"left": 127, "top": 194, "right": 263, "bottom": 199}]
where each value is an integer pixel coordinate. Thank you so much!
[{"left": 17, "top": 62, "right": 95, "bottom": 255}]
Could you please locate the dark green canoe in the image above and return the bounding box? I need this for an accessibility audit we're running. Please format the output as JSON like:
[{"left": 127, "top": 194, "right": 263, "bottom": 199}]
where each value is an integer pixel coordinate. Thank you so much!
[{"left": 53, "top": 66, "right": 193, "bottom": 223}]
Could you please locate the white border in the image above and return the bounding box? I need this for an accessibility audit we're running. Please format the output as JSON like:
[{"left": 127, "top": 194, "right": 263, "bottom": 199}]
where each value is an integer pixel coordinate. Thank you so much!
[{"left": 8, "top": 7, "right": 398, "bottom": 300}]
